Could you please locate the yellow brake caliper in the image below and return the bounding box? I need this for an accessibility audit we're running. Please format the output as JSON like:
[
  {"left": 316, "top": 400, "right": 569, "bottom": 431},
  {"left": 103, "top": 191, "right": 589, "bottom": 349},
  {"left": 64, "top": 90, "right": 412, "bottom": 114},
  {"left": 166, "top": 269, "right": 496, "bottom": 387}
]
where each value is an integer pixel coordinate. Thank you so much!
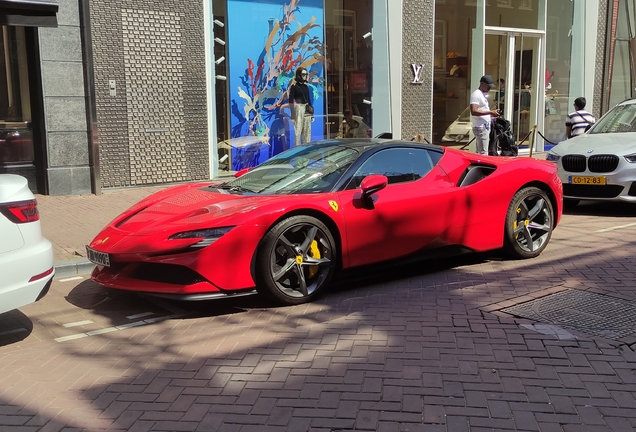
[
  {"left": 308, "top": 240, "right": 321, "bottom": 278},
  {"left": 514, "top": 207, "right": 529, "bottom": 238}
]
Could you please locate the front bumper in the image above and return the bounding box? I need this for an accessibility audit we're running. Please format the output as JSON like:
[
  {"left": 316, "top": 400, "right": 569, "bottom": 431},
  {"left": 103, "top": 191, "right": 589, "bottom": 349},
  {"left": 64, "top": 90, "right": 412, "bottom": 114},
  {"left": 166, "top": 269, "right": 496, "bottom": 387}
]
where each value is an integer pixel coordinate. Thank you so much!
[
  {"left": 559, "top": 172, "right": 636, "bottom": 202},
  {"left": 88, "top": 224, "right": 267, "bottom": 294},
  {"left": 557, "top": 159, "right": 636, "bottom": 202}
]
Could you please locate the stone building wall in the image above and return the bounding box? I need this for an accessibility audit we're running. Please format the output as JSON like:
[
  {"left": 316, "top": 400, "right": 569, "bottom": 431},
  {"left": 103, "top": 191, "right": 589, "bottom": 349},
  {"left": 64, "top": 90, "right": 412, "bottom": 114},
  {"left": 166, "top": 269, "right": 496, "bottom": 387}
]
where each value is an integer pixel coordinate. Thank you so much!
[
  {"left": 40, "top": 0, "right": 90, "bottom": 195},
  {"left": 89, "top": 0, "right": 208, "bottom": 188}
]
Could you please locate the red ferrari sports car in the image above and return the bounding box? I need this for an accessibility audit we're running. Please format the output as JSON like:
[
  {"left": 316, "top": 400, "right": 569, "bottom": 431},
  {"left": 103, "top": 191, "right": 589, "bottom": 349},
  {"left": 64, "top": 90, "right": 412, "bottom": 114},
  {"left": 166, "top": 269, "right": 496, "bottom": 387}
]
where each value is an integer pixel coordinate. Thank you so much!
[{"left": 87, "top": 139, "right": 562, "bottom": 305}]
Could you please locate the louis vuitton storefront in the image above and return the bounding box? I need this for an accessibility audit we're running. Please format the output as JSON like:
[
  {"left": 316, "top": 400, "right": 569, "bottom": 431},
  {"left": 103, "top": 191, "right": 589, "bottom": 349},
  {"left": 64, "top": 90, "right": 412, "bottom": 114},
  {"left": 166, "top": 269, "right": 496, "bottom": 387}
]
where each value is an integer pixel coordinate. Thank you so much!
[{"left": 18, "top": 0, "right": 618, "bottom": 195}]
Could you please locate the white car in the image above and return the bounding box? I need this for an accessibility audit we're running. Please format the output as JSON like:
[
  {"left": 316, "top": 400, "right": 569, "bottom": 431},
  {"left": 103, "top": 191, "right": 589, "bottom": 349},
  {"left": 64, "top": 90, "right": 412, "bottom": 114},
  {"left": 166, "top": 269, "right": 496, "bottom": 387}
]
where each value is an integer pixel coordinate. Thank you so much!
[
  {"left": 546, "top": 98, "right": 636, "bottom": 206},
  {"left": 0, "top": 174, "right": 54, "bottom": 314},
  {"left": 442, "top": 106, "right": 471, "bottom": 144}
]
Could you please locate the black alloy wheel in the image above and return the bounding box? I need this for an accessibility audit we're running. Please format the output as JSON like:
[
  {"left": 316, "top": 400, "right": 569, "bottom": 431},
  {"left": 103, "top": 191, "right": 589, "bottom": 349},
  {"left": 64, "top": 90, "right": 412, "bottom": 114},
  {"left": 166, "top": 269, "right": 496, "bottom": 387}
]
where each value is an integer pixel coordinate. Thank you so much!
[
  {"left": 503, "top": 186, "right": 554, "bottom": 259},
  {"left": 256, "top": 215, "right": 336, "bottom": 305}
]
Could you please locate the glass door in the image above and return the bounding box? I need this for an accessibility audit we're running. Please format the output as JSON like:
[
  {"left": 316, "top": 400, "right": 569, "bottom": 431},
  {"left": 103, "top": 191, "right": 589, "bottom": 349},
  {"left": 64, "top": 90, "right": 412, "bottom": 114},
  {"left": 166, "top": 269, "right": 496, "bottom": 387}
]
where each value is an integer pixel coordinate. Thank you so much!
[{"left": 484, "top": 30, "right": 544, "bottom": 151}]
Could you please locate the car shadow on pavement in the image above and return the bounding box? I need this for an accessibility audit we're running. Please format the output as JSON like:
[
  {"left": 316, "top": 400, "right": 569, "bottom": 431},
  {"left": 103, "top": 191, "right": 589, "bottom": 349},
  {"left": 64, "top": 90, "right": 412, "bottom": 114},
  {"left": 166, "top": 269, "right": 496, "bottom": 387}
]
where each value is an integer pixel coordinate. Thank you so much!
[
  {"left": 329, "top": 251, "right": 491, "bottom": 294},
  {"left": 65, "top": 279, "right": 281, "bottom": 323},
  {"left": 64, "top": 251, "right": 495, "bottom": 322},
  {"left": 564, "top": 200, "right": 636, "bottom": 216},
  {"left": 0, "top": 310, "right": 33, "bottom": 346}
]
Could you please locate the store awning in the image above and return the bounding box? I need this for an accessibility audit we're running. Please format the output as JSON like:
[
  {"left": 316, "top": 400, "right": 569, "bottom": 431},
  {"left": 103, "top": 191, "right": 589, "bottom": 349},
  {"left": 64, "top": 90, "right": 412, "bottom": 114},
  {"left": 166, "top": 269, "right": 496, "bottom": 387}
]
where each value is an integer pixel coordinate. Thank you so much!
[{"left": 0, "top": 0, "right": 58, "bottom": 27}]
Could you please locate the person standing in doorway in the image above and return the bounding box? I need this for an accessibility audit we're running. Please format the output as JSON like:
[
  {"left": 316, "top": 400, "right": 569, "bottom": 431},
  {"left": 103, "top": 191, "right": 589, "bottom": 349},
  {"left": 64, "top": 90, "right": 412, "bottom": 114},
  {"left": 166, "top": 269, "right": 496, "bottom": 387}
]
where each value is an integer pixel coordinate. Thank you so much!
[
  {"left": 289, "top": 67, "right": 314, "bottom": 146},
  {"left": 470, "top": 75, "right": 499, "bottom": 154},
  {"left": 565, "top": 97, "right": 596, "bottom": 138}
]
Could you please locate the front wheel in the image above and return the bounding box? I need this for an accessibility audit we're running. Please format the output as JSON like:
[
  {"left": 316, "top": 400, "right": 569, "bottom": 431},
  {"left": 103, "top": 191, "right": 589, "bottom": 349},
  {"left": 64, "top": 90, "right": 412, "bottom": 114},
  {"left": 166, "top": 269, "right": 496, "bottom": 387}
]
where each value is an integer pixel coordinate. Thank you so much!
[
  {"left": 503, "top": 187, "right": 554, "bottom": 259},
  {"left": 256, "top": 215, "right": 337, "bottom": 305}
]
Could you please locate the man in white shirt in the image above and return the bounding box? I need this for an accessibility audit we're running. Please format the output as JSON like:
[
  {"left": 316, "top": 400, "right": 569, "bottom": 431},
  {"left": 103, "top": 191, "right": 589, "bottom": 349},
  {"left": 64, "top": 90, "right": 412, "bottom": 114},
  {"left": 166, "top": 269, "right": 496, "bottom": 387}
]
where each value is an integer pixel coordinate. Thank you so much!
[{"left": 470, "top": 75, "right": 499, "bottom": 154}]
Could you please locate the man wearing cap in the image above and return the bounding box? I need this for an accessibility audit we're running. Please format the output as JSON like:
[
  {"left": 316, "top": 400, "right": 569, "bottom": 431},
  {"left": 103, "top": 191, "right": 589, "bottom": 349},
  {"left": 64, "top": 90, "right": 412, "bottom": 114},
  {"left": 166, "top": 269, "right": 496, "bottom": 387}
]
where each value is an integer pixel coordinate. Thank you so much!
[{"left": 470, "top": 75, "right": 499, "bottom": 154}]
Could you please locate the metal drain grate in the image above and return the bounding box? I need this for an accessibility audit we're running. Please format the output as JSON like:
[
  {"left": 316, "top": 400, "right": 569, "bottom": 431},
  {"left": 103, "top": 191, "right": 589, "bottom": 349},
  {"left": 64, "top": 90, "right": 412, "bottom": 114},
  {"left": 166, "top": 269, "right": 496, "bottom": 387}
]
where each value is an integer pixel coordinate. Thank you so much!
[{"left": 502, "top": 290, "right": 636, "bottom": 340}]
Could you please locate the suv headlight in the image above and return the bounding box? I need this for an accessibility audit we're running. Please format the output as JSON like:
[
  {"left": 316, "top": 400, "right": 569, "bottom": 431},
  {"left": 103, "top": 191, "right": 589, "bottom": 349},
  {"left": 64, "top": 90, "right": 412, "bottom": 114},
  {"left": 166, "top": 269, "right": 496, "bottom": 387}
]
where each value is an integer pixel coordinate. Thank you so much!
[
  {"left": 625, "top": 153, "right": 636, "bottom": 163},
  {"left": 545, "top": 152, "right": 561, "bottom": 162}
]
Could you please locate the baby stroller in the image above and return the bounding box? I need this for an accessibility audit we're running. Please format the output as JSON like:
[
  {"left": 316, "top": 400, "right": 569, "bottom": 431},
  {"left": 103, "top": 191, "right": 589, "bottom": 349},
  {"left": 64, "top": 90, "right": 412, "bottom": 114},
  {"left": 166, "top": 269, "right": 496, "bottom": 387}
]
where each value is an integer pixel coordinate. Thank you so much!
[{"left": 488, "top": 116, "right": 518, "bottom": 156}]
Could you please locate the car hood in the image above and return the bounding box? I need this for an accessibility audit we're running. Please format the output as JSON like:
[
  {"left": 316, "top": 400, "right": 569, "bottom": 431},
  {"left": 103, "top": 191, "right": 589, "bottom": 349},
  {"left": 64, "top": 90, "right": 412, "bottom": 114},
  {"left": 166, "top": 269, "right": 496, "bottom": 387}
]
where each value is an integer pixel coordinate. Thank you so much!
[
  {"left": 110, "top": 187, "right": 285, "bottom": 235},
  {"left": 552, "top": 133, "right": 636, "bottom": 156}
]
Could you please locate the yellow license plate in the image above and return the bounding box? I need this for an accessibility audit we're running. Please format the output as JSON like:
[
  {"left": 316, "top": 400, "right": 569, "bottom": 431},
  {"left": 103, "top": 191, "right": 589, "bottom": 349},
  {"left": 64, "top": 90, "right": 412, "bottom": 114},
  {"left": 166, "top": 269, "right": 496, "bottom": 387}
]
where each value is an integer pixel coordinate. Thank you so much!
[{"left": 568, "top": 176, "right": 606, "bottom": 185}]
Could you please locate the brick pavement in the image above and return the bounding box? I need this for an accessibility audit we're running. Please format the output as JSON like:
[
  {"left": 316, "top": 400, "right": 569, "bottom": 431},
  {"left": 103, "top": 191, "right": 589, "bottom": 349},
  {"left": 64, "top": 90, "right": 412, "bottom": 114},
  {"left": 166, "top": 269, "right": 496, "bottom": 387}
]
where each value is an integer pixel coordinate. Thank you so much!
[{"left": 4, "top": 158, "right": 636, "bottom": 431}]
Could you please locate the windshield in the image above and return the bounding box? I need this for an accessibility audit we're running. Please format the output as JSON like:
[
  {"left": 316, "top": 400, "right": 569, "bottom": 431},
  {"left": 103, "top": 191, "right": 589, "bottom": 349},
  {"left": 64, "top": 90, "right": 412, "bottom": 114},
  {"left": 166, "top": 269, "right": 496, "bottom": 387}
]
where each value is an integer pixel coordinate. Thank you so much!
[
  {"left": 590, "top": 103, "right": 636, "bottom": 134},
  {"left": 223, "top": 143, "right": 360, "bottom": 194}
]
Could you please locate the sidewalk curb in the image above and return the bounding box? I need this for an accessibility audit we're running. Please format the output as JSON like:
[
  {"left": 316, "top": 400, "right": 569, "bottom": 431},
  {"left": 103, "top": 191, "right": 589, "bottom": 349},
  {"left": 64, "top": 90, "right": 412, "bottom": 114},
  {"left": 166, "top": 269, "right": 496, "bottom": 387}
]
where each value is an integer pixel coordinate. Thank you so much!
[{"left": 54, "top": 259, "right": 95, "bottom": 278}]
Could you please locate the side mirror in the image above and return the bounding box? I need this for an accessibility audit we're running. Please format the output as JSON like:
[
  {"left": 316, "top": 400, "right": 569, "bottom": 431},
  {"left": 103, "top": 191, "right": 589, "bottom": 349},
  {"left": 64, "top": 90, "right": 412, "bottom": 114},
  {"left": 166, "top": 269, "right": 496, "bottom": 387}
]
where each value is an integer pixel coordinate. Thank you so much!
[
  {"left": 234, "top": 167, "right": 251, "bottom": 178},
  {"left": 360, "top": 174, "right": 388, "bottom": 198}
]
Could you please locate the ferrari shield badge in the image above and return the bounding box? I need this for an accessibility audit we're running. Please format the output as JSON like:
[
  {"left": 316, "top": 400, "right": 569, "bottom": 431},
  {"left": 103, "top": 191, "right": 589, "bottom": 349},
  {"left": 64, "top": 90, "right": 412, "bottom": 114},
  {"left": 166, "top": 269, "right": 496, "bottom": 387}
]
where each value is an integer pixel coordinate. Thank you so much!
[{"left": 329, "top": 200, "right": 339, "bottom": 212}]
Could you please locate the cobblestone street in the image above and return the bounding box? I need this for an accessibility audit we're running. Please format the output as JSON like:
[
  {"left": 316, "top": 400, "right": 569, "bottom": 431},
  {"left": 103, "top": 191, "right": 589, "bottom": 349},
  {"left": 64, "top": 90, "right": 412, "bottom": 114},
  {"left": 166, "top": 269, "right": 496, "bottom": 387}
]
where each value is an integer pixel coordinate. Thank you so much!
[{"left": 1, "top": 196, "right": 636, "bottom": 431}]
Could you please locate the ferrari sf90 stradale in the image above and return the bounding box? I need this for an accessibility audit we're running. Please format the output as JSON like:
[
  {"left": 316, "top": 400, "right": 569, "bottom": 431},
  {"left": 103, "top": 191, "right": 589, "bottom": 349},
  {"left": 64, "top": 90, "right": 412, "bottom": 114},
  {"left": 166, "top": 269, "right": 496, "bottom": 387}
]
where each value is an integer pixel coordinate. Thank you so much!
[{"left": 88, "top": 140, "right": 562, "bottom": 305}]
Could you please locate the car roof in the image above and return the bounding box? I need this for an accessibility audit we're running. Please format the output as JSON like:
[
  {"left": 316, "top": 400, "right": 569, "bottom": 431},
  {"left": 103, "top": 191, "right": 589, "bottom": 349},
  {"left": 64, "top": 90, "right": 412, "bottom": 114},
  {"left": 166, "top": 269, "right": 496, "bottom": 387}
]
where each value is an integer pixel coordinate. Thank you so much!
[
  {"left": 615, "top": 98, "right": 636, "bottom": 107},
  {"left": 304, "top": 138, "right": 445, "bottom": 154}
]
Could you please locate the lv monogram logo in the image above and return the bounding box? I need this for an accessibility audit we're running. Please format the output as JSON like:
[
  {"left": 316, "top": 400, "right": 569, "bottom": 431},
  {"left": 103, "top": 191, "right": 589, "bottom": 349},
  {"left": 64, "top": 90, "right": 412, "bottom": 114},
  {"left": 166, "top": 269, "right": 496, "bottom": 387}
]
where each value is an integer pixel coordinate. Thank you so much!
[{"left": 411, "top": 63, "right": 425, "bottom": 84}]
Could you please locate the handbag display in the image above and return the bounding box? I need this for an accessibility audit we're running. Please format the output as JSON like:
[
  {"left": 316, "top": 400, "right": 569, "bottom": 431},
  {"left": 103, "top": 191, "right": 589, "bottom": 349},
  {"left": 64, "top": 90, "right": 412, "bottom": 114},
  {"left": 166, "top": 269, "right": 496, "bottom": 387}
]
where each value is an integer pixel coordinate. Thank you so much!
[{"left": 306, "top": 105, "right": 314, "bottom": 115}]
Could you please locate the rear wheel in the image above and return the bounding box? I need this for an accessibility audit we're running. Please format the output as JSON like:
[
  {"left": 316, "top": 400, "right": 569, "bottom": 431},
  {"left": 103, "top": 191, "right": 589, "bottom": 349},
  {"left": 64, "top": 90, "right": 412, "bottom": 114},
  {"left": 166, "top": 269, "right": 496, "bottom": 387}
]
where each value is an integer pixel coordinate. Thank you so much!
[
  {"left": 503, "top": 187, "right": 554, "bottom": 259},
  {"left": 256, "top": 215, "right": 336, "bottom": 305}
]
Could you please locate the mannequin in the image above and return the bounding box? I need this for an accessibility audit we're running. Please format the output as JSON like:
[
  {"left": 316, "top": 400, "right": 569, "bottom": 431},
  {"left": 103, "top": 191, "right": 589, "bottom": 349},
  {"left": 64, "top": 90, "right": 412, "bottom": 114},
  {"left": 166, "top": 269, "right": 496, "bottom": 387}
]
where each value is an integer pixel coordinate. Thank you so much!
[{"left": 288, "top": 67, "right": 314, "bottom": 146}]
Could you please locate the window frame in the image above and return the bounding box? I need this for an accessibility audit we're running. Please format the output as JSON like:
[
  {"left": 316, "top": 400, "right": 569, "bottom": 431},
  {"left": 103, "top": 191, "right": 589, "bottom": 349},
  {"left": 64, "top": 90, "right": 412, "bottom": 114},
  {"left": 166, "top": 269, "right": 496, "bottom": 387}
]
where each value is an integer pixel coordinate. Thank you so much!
[{"left": 344, "top": 146, "right": 437, "bottom": 190}]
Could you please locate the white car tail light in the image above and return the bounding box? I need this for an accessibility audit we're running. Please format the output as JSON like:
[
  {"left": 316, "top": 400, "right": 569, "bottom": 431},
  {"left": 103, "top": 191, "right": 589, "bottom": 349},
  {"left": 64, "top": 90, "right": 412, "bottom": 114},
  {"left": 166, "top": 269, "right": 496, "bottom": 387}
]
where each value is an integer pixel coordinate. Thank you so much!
[{"left": 0, "top": 199, "right": 40, "bottom": 224}]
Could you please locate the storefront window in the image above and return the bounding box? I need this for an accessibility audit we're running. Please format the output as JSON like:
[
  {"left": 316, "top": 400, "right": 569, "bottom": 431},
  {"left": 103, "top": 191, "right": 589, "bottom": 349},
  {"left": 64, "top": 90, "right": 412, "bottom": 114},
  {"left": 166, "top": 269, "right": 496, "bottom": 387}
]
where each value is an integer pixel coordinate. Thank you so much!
[
  {"left": 608, "top": 0, "right": 636, "bottom": 108},
  {"left": 486, "top": 0, "right": 539, "bottom": 29},
  {"left": 213, "top": 0, "right": 373, "bottom": 173},
  {"left": 434, "top": 1, "right": 575, "bottom": 148},
  {"left": 432, "top": 1, "right": 474, "bottom": 144},
  {"left": 543, "top": 1, "right": 573, "bottom": 144},
  {"left": 0, "top": 26, "right": 34, "bottom": 171}
]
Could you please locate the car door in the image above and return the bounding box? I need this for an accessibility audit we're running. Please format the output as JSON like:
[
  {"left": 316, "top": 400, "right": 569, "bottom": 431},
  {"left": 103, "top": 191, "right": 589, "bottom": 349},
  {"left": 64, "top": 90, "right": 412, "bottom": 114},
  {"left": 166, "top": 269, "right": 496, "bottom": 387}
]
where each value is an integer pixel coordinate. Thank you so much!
[{"left": 337, "top": 147, "right": 459, "bottom": 268}]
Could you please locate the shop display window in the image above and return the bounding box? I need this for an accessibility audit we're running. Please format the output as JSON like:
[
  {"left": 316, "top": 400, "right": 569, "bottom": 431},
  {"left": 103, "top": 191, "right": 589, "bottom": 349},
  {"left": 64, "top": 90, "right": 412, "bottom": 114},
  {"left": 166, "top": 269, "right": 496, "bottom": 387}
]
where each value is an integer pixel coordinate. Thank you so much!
[
  {"left": 434, "top": 1, "right": 575, "bottom": 148},
  {"left": 213, "top": 0, "right": 373, "bottom": 173},
  {"left": 0, "top": 26, "right": 34, "bottom": 168}
]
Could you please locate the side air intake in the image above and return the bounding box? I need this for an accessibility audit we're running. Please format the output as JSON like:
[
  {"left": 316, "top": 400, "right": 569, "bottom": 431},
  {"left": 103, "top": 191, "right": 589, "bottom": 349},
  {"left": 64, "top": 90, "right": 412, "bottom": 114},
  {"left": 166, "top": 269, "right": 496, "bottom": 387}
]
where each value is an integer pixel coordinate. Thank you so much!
[{"left": 458, "top": 165, "right": 496, "bottom": 187}]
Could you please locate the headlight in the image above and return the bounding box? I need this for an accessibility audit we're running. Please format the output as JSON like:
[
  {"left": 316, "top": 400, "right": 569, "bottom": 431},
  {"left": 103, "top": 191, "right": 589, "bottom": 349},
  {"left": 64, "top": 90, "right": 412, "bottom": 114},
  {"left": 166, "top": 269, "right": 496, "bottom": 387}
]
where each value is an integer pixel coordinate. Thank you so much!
[
  {"left": 169, "top": 226, "right": 234, "bottom": 249},
  {"left": 625, "top": 153, "right": 636, "bottom": 163},
  {"left": 545, "top": 152, "right": 561, "bottom": 162}
]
